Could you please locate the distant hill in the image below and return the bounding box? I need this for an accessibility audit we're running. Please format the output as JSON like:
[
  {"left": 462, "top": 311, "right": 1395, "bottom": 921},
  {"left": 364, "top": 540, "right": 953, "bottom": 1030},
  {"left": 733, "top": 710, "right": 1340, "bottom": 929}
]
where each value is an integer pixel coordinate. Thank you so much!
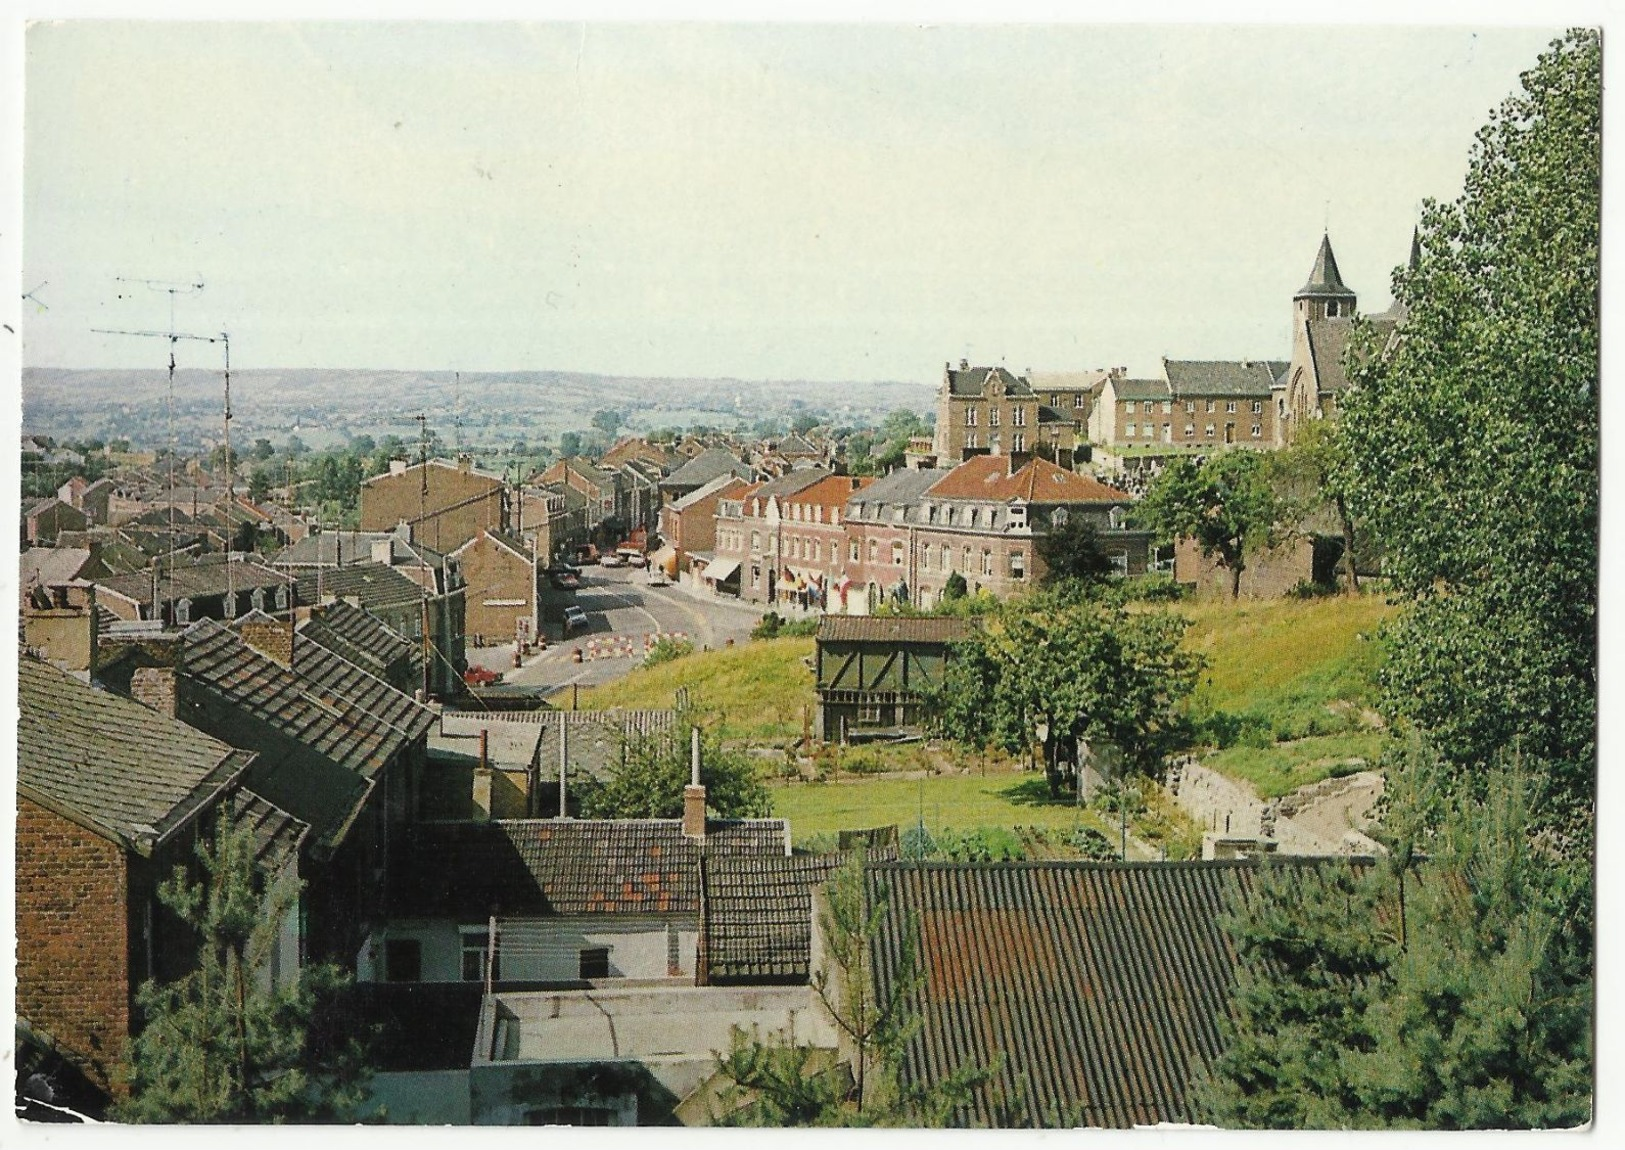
[{"left": 21, "top": 367, "right": 936, "bottom": 451}]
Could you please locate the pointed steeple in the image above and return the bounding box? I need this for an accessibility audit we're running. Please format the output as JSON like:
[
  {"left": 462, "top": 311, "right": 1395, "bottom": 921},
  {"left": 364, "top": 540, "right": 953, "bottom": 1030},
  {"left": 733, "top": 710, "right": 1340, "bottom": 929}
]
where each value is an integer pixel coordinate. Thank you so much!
[
  {"left": 1408, "top": 226, "right": 1422, "bottom": 272},
  {"left": 1296, "top": 233, "right": 1357, "bottom": 300}
]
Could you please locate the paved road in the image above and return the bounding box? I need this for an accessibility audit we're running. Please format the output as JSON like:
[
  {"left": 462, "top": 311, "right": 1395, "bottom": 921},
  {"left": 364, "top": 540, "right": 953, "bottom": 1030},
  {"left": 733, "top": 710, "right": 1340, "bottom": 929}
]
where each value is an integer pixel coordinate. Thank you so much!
[{"left": 496, "top": 567, "right": 767, "bottom": 694}]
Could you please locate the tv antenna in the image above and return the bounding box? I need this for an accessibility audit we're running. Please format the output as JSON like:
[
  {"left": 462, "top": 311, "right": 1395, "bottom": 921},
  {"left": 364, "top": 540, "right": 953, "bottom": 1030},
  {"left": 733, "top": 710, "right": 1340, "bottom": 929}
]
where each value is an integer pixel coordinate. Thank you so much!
[
  {"left": 416, "top": 412, "right": 432, "bottom": 698},
  {"left": 453, "top": 371, "right": 463, "bottom": 455},
  {"left": 92, "top": 316, "right": 232, "bottom": 617},
  {"left": 22, "top": 282, "right": 48, "bottom": 311}
]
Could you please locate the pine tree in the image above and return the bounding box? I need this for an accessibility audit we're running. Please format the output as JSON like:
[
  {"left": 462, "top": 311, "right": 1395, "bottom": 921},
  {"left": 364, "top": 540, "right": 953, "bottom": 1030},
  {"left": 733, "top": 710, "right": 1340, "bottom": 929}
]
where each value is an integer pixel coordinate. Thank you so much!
[{"left": 113, "top": 820, "right": 373, "bottom": 1123}]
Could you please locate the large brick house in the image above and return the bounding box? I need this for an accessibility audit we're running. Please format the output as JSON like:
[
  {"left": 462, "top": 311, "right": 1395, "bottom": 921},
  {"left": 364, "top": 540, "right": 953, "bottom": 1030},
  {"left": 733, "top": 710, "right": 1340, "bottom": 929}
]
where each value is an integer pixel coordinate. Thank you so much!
[
  {"left": 16, "top": 656, "right": 304, "bottom": 1099},
  {"left": 359, "top": 457, "right": 507, "bottom": 555},
  {"left": 717, "top": 471, "right": 873, "bottom": 609},
  {"left": 931, "top": 362, "right": 1087, "bottom": 467},
  {"left": 656, "top": 473, "right": 751, "bottom": 580}
]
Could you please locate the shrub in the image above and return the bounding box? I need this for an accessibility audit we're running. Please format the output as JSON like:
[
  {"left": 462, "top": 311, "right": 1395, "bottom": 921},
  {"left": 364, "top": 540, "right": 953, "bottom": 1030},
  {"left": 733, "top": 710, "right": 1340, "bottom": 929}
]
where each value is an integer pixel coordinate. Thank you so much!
[
  {"left": 643, "top": 636, "right": 695, "bottom": 667},
  {"left": 752, "top": 612, "right": 786, "bottom": 639}
]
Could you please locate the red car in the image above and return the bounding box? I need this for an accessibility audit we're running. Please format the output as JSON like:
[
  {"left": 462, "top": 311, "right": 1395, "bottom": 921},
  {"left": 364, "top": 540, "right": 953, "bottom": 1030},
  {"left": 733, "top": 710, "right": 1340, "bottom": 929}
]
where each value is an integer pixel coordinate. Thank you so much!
[{"left": 463, "top": 666, "right": 502, "bottom": 687}]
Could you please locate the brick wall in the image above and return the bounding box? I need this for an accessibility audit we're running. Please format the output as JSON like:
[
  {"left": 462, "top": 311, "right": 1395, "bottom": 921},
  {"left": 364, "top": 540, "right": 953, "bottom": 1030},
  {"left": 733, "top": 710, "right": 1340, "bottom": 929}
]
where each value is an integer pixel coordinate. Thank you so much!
[
  {"left": 16, "top": 796, "right": 132, "bottom": 1093},
  {"left": 238, "top": 617, "right": 295, "bottom": 666},
  {"left": 359, "top": 463, "right": 504, "bottom": 554},
  {"left": 130, "top": 666, "right": 178, "bottom": 718},
  {"left": 1174, "top": 534, "right": 1314, "bottom": 598},
  {"left": 458, "top": 533, "right": 533, "bottom": 645}
]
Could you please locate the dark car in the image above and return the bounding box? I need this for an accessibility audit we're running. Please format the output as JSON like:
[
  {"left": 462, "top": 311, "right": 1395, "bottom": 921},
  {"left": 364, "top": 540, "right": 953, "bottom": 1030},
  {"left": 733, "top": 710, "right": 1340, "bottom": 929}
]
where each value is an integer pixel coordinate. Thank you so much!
[{"left": 563, "top": 606, "right": 591, "bottom": 633}]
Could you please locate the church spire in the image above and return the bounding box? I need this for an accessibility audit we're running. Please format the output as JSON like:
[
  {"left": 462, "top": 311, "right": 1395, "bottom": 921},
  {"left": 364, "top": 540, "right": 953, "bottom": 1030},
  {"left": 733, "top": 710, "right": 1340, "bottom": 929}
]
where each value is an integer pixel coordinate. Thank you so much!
[
  {"left": 1296, "top": 232, "right": 1357, "bottom": 300},
  {"left": 1409, "top": 226, "right": 1422, "bottom": 272}
]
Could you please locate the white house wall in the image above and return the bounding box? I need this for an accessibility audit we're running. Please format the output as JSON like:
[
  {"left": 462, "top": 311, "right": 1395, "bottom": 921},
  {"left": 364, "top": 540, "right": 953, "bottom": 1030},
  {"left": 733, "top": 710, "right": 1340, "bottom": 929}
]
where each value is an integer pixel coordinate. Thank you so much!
[{"left": 361, "top": 916, "right": 698, "bottom": 985}]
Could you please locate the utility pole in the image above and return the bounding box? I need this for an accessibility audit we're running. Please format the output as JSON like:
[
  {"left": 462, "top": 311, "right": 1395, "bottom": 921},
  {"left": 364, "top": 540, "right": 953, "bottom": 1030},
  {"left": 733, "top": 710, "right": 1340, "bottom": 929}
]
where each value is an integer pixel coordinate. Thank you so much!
[{"left": 417, "top": 413, "right": 432, "bottom": 699}]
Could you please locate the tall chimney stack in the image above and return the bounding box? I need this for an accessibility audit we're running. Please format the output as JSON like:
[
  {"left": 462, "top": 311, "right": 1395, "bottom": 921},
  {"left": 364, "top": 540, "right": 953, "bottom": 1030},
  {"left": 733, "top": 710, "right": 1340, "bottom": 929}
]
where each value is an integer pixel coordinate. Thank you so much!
[{"left": 683, "top": 725, "right": 706, "bottom": 841}]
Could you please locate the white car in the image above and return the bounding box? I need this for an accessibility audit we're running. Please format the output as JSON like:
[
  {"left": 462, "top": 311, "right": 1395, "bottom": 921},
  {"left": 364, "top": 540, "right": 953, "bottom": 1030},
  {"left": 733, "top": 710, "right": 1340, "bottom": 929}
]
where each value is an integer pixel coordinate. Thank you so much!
[
  {"left": 618, "top": 549, "right": 648, "bottom": 568},
  {"left": 646, "top": 568, "right": 671, "bottom": 587},
  {"left": 599, "top": 552, "right": 625, "bottom": 568}
]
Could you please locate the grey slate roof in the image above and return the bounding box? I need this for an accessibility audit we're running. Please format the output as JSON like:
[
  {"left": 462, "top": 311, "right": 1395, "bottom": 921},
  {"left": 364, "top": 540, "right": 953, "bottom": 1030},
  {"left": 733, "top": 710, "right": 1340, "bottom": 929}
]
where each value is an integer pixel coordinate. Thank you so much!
[
  {"left": 868, "top": 860, "right": 1260, "bottom": 1128},
  {"left": 297, "top": 561, "right": 428, "bottom": 610},
  {"left": 535, "top": 710, "right": 679, "bottom": 782},
  {"left": 1163, "top": 359, "right": 1277, "bottom": 398},
  {"left": 95, "top": 555, "right": 296, "bottom": 606},
  {"left": 1296, "top": 233, "right": 1358, "bottom": 299},
  {"left": 670, "top": 472, "right": 749, "bottom": 512},
  {"left": 844, "top": 467, "right": 953, "bottom": 522},
  {"left": 662, "top": 447, "right": 751, "bottom": 491},
  {"left": 816, "top": 615, "right": 978, "bottom": 645},
  {"left": 1304, "top": 317, "right": 1400, "bottom": 395},
  {"left": 230, "top": 788, "right": 309, "bottom": 874},
  {"left": 703, "top": 838, "right": 900, "bottom": 984},
  {"left": 751, "top": 467, "right": 830, "bottom": 501},
  {"left": 297, "top": 599, "right": 416, "bottom": 682},
  {"left": 271, "top": 531, "right": 444, "bottom": 570},
  {"left": 17, "top": 655, "right": 255, "bottom": 853},
  {"left": 1113, "top": 378, "right": 1172, "bottom": 402},
  {"left": 181, "top": 618, "right": 436, "bottom": 846},
  {"left": 387, "top": 818, "right": 791, "bottom": 918},
  {"left": 946, "top": 365, "right": 1035, "bottom": 398}
]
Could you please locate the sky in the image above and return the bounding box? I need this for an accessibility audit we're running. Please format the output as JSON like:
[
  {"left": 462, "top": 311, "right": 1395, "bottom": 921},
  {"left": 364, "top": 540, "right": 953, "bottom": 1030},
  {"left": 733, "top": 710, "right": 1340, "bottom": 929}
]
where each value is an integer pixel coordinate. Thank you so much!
[{"left": 20, "top": 20, "right": 1566, "bottom": 384}]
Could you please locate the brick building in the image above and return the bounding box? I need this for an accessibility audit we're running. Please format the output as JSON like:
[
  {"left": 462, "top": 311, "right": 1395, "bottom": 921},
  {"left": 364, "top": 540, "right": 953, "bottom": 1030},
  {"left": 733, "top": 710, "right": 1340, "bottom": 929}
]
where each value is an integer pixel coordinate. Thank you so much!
[
  {"left": 1278, "top": 231, "right": 1410, "bottom": 445},
  {"left": 92, "top": 553, "right": 298, "bottom": 624},
  {"left": 16, "top": 655, "right": 302, "bottom": 1098},
  {"left": 656, "top": 473, "right": 750, "bottom": 579},
  {"left": 450, "top": 527, "right": 539, "bottom": 647},
  {"left": 359, "top": 457, "right": 507, "bottom": 555},
  {"left": 843, "top": 457, "right": 1146, "bottom": 612},
  {"left": 295, "top": 560, "right": 467, "bottom": 698},
  {"left": 708, "top": 468, "right": 831, "bottom": 603},
  {"left": 931, "top": 362, "right": 1087, "bottom": 467}
]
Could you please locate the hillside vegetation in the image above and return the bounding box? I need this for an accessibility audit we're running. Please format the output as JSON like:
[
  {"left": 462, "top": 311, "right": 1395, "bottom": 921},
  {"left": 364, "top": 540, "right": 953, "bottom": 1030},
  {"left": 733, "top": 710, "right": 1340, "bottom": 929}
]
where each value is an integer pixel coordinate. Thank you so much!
[
  {"left": 1177, "top": 592, "right": 1394, "bottom": 797},
  {"left": 554, "top": 636, "right": 817, "bottom": 741}
]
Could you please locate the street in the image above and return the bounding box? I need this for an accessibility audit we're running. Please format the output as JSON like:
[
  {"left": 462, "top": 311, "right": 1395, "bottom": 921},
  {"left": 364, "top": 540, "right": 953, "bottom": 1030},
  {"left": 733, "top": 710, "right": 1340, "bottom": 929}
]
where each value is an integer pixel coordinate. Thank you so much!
[{"left": 468, "top": 566, "right": 769, "bottom": 695}]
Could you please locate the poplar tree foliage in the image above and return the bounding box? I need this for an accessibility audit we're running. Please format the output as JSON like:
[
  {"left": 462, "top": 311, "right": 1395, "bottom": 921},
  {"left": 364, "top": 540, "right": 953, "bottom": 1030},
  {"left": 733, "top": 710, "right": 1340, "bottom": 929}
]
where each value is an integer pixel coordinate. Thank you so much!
[
  {"left": 925, "top": 587, "right": 1202, "bottom": 776},
  {"left": 1337, "top": 29, "right": 1600, "bottom": 808},
  {"left": 113, "top": 821, "right": 372, "bottom": 1123},
  {"left": 1202, "top": 748, "right": 1592, "bottom": 1129},
  {"left": 1136, "top": 450, "right": 1280, "bottom": 598}
]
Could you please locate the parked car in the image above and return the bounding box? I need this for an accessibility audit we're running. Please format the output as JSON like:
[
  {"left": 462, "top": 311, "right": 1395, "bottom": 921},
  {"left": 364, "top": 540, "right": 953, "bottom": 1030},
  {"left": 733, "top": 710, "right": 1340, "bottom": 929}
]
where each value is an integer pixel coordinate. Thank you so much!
[
  {"left": 563, "top": 606, "right": 591, "bottom": 633},
  {"left": 599, "top": 552, "right": 625, "bottom": 568},
  {"left": 463, "top": 666, "right": 502, "bottom": 687},
  {"left": 617, "top": 549, "right": 648, "bottom": 568},
  {"left": 645, "top": 568, "right": 671, "bottom": 587}
]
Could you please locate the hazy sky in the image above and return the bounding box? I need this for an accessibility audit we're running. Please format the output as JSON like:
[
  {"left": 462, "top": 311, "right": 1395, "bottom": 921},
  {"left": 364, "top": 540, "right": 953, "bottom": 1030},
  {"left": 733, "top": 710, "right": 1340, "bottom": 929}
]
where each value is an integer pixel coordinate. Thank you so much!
[{"left": 22, "top": 21, "right": 1562, "bottom": 383}]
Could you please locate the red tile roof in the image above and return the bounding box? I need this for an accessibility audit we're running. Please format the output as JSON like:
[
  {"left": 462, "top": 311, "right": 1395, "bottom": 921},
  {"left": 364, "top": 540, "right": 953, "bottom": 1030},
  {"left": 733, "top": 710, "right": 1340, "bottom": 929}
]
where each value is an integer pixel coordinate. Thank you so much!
[{"left": 925, "top": 455, "right": 1130, "bottom": 503}]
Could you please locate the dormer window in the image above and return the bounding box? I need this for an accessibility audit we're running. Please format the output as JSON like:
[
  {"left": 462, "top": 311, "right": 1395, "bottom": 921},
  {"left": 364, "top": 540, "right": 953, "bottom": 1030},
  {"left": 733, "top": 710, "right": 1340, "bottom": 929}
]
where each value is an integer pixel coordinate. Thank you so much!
[
  {"left": 175, "top": 597, "right": 192, "bottom": 624},
  {"left": 1008, "top": 503, "right": 1027, "bottom": 529},
  {"left": 274, "top": 585, "right": 289, "bottom": 610},
  {"left": 251, "top": 588, "right": 266, "bottom": 612}
]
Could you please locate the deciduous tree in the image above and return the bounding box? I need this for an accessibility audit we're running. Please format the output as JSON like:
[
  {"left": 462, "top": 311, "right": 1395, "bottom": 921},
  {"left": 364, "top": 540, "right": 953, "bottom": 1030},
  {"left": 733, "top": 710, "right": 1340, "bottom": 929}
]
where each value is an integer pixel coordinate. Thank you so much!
[
  {"left": 1338, "top": 29, "right": 1598, "bottom": 808},
  {"left": 1136, "top": 451, "right": 1280, "bottom": 598},
  {"left": 577, "top": 715, "right": 772, "bottom": 820}
]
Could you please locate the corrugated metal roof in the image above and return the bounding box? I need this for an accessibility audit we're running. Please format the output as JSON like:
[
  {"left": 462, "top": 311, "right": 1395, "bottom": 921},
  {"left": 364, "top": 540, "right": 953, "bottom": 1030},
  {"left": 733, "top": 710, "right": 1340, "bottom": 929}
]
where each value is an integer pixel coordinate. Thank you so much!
[
  {"left": 17, "top": 655, "right": 254, "bottom": 852},
  {"left": 387, "top": 818, "right": 790, "bottom": 918},
  {"left": 866, "top": 861, "right": 1261, "bottom": 1128}
]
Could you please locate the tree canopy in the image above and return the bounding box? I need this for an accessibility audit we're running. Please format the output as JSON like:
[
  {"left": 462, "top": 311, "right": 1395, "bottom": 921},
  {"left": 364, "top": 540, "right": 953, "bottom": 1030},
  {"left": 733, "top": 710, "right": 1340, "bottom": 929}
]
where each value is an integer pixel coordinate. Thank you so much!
[
  {"left": 1136, "top": 451, "right": 1280, "bottom": 598},
  {"left": 577, "top": 714, "right": 772, "bottom": 820},
  {"left": 926, "top": 589, "right": 1201, "bottom": 777},
  {"left": 1338, "top": 28, "right": 1599, "bottom": 807},
  {"left": 1034, "top": 515, "right": 1115, "bottom": 587}
]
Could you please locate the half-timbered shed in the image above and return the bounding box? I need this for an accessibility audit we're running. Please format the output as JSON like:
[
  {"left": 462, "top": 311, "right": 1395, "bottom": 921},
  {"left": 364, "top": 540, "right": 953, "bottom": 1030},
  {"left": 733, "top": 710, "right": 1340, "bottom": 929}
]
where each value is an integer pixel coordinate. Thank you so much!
[{"left": 813, "top": 615, "right": 978, "bottom": 741}]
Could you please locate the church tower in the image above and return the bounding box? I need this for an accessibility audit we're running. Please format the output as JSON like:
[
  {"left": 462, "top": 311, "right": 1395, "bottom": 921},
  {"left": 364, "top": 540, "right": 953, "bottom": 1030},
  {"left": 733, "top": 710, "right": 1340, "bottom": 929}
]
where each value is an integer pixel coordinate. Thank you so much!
[
  {"left": 1280, "top": 233, "right": 1359, "bottom": 445},
  {"left": 1293, "top": 232, "right": 1358, "bottom": 322}
]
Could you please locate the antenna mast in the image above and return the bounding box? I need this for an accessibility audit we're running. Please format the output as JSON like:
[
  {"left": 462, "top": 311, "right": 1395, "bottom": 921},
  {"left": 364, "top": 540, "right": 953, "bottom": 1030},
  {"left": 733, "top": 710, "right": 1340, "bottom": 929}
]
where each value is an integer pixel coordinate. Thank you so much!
[
  {"left": 417, "top": 412, "right": 432, "bottom": 698},
  {"left": 97, "top": 277, "right": 212, "bottom": 622}
]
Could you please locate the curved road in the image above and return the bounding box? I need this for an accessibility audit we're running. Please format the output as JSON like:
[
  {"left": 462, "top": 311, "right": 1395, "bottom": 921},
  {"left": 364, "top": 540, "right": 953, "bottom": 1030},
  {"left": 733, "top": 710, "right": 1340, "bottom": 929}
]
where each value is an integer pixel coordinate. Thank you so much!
[{"left": 500, "top": 565, "right": 768, "bottom": 694}]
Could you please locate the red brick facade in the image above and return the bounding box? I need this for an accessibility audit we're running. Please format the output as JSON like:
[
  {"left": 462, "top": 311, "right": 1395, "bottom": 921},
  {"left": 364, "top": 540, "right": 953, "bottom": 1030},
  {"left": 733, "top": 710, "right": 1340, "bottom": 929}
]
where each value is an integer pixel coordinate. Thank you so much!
[
  {"left": 359, "top": 459, "right": 506, "bottom": 555},
  {"left": 16, "top": 796, "right": 133, "bottom": 1093}
]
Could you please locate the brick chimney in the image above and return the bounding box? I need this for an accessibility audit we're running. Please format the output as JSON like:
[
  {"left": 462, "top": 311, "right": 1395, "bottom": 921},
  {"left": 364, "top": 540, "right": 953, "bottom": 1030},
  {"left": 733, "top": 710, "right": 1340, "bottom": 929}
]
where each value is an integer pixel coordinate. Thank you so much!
[
  {"left": 682, "top": 726, "right": 706, "bottom": 841},
  {"left": 131, "top": 666, "right": 178, "bottom": 718},
  {"left": 239, "top": 616, "right": 295, "bottom": 667}
]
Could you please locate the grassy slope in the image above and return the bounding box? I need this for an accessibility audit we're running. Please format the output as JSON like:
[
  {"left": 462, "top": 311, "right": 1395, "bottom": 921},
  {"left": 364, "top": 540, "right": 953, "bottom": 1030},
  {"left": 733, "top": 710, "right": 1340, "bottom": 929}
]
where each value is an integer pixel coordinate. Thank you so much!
[
  {"left": 554, "top": 636, "right": 817, "bottom": 741},
  {"left": 1178, "top": 593, "right": 1395, "bottom": 797}
]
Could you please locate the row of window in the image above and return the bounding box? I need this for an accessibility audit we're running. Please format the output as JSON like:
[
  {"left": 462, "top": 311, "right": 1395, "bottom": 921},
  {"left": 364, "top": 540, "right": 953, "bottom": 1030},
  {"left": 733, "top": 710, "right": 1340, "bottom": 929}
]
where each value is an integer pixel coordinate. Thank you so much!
[
  {"left": 1124, "top": 399, "right": 1264, "bottom": 415},
  {"left": 961, "top": 432, "right": 1026, "bottom": 452},
  {"left": 1120, "top": 422, "right": 1265, "bottom": 441},
  {"left": 170, "top": 583, "right": 290, "bottom": 624},
  {"left": 964, "top": 406, "right": 1030, "bottom": 428}
]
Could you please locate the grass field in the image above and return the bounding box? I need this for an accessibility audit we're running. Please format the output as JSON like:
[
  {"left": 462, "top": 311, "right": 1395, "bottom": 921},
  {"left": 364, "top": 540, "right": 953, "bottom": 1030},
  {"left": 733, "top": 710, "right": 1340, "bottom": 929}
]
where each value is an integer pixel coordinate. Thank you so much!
[{"left": 554, "top": 636, "right": 816, "bottom": 741}]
